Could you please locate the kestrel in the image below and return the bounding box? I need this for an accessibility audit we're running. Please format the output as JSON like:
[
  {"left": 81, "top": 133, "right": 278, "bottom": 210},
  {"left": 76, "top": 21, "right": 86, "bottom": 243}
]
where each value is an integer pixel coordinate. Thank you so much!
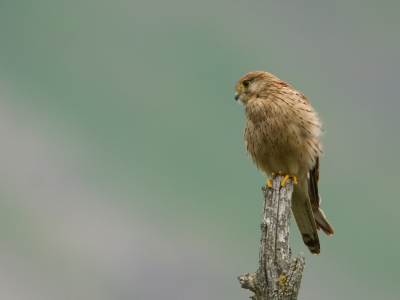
[{"left": 234, "top": 71, "right": 334, "bottom": 254}]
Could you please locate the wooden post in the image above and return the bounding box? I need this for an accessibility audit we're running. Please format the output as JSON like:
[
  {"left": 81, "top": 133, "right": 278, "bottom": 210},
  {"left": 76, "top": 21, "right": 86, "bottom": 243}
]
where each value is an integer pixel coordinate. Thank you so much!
[{"left": 238, "top": 175, "right": 306, "bottom": 300}]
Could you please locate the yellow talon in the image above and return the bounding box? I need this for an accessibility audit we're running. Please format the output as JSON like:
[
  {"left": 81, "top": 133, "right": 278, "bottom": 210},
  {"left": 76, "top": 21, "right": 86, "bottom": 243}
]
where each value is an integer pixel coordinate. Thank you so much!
[
  {"left": 269, "top": 171, "right": 297, "bottom": 187},
  {"left": 281, "top": 174, "right": 298, "bottom": 186}
]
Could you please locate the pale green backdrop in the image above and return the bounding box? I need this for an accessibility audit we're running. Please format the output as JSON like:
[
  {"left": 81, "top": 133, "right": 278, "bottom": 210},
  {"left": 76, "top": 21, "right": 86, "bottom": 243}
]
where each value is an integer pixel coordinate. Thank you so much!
[{"left": 0, "top": 1, "right": 399, "bottom": 299}]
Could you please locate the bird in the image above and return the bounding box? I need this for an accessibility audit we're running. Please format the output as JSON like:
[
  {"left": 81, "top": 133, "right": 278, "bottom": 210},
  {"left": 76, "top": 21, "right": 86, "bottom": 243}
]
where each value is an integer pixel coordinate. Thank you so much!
[{"left": 234, "top": 71, "right": 334, "bottom": 254}]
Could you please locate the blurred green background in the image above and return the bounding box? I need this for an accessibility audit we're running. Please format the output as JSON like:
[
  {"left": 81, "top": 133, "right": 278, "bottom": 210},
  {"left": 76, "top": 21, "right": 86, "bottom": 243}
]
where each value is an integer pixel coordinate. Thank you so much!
[{"left": 0, "top": 1, "right": 399, "bottom": 299}]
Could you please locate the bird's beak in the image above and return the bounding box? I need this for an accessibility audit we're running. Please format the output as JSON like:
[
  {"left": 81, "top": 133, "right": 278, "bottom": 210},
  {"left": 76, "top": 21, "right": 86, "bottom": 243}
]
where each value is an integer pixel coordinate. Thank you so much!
[{"left": 234, "top": 91, "right": 240, "bottom": 101}]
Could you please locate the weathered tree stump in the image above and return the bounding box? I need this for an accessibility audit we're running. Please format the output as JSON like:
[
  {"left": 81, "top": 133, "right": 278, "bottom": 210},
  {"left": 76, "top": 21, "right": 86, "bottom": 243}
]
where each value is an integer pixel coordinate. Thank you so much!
[{"left": 238, "top": 175, "right": 306, "bottom": 300}]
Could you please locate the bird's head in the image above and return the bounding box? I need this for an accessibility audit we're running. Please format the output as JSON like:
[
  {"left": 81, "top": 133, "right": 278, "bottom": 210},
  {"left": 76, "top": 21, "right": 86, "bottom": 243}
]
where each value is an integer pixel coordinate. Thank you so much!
[{"left": 234, "top": 71, "right": 274, "bottom": 105}]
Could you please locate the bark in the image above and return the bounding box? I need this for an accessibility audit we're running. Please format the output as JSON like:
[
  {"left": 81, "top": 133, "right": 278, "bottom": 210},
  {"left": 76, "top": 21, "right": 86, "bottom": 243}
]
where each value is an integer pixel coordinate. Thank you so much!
[{"left": 238, "top": 175, "right": 306, "bottom": 300}]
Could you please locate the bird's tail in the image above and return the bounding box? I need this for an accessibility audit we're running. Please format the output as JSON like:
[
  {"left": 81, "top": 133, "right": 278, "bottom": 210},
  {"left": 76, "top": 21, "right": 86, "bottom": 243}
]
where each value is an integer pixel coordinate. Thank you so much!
[
  {"left": 313, "top": 205, "right": 334, "bottom": 235},
  {"left": 292, "top": 183, "right": 321, "bottom": 254}
]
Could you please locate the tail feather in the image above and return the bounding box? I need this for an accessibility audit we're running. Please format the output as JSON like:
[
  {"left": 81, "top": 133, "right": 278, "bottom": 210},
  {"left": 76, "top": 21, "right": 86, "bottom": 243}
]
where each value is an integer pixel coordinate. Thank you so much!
[
  {"left": 313, "top": 206, "right": 334, "bottom": 236},
  {"left": 292, "top": 182, "right": 320, "bottom": 254},
  {"left": 290, "top": 157, "right": 334, "bottom": 254}
]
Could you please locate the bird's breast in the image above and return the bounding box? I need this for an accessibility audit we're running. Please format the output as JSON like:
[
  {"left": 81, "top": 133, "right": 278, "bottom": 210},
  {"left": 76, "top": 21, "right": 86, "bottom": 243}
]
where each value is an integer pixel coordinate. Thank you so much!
[{"left": 244, "top": 108, "right": 319, "bottom": 176}]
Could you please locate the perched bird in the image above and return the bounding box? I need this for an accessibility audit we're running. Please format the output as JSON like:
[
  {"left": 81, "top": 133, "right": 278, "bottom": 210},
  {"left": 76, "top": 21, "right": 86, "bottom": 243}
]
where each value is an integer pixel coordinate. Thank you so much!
[{"left": 234, "top": 71, "right": 334, "bottom": 254}]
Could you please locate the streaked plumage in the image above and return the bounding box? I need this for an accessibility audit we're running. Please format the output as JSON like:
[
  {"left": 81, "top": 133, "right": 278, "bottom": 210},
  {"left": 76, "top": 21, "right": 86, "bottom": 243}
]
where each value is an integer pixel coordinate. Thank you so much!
[{"left": 235, "top": 71, "right": 334, "bottom": 254}]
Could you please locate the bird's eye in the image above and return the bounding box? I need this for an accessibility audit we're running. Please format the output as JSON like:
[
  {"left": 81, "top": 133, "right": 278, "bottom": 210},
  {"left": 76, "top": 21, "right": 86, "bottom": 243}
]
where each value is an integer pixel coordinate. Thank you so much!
[{"left": 241, "top": 80, "right": 250, "bottom": 88}]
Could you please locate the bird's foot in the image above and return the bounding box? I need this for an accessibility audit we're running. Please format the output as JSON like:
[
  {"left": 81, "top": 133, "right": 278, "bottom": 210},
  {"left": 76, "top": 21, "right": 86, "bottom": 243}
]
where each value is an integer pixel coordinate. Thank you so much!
[
  {"left": 266, "top": 172, "right": 277, "bottom": 187},
  {"left": 278, "top": 171, "right": 298, "bottom": 186},
  {"left": 267, "top": 171, "right": 297, "bottom": 187}
]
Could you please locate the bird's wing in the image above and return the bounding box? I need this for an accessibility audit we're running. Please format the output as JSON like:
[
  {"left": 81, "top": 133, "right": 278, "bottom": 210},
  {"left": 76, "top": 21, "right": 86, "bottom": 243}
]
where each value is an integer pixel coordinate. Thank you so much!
[
  {"left": 308, "top": 156, "right": 320, "bottom": 209},
  {"left": 308, "top": 156, "right": 335, "bottom": 236}
]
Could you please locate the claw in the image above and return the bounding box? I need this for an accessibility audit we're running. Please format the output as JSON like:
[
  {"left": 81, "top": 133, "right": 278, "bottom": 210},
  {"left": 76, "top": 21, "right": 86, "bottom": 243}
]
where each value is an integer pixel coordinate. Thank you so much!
[
  {"left": 267, "top": 179, "right": 272, "bottom": 187},
  {"left": 281, "top": 174, "right": 298, "bottom": 186},
  {"left": 269, "top": 171, "right": 297, "bottom": 187}
]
